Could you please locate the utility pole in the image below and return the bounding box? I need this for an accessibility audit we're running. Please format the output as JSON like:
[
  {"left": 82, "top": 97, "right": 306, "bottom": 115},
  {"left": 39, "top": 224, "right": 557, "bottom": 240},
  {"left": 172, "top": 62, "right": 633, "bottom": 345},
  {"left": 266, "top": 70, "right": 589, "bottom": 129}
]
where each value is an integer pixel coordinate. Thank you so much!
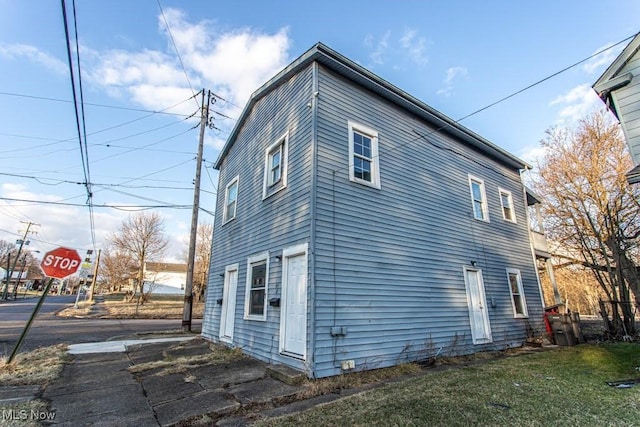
[
  {"left": 2, "top": 221, "right": 39, "bottom": 300},
  {"left": 183, "top": 89, "right": 211, "bottom": 332},
  {"left": 88, "top": 248, "right": 101, "bottom": 302}
]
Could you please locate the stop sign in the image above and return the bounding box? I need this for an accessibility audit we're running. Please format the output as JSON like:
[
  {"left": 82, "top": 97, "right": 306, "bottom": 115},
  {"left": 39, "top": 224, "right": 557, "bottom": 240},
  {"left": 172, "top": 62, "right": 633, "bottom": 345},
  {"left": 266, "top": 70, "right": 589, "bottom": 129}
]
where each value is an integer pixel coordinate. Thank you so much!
[{"left": 40, "top": 247, "right": 82, "bottom": 279}]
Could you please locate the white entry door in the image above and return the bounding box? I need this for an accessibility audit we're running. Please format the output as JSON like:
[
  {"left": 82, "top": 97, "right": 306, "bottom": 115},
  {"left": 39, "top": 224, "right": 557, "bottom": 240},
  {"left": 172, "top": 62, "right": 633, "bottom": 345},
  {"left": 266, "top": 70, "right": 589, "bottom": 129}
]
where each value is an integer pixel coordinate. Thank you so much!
[
  {"left": 280, "top": 243, "right": 308, "bottom": 359},
  {"left": 219, "top": 263, "right": 238, "bottom": 343},
  {"left": 463, "top": 267, "right": 492, "bottom": 344}
]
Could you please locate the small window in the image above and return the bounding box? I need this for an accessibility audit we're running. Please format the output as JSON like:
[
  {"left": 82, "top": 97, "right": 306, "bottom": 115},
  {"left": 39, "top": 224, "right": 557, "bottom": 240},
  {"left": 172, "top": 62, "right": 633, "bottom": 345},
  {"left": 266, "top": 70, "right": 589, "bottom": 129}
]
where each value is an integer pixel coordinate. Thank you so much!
[
  {"left": 469, "top": 175, "right": 489, "bottom": 221},
  {"left": 506, "top": 268, "right": 528, "bottom": 318},
  {"left": 263, "top": 133, "right": 288, "bottom": 199},
  {"left": 348, "top": 121, "right": 380, "bottom": 189},
  {"left": 244, "top": 252, "right": 269, "bottom": 320},
  {"left": 223, "top": 176, "right": 239, "bottom": 223},
  {"left": 499, "top": 188, "right": 516, "bottom": 222}
]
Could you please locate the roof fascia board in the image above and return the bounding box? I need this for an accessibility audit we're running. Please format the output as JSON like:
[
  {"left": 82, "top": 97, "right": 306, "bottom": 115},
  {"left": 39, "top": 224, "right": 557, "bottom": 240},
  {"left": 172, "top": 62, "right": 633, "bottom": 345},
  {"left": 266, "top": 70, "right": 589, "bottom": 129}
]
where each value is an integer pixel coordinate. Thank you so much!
[
  {"left": 593, "top": 34, "right": 640, "bottom": 91},
  {"left": 215, "top": 42, "right": 529, "bottom": 170}
]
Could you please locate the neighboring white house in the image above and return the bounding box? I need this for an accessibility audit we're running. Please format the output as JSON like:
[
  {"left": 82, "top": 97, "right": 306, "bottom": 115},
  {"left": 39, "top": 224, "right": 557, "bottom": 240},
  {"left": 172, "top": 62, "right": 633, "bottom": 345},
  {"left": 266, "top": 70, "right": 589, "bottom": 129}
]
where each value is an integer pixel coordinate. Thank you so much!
[{"left": 143, "top": 262, "right": 187, "bottom": 295}]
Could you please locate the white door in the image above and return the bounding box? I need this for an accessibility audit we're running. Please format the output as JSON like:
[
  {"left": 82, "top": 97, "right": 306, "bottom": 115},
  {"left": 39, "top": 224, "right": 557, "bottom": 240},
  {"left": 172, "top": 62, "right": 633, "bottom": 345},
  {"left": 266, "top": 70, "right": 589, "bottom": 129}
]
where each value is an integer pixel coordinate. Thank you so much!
[
  {"left": 280, "top": 244, "right": 308, "bottom": 359},
  {"left": 219, "top": 264, "right": 238, "bottom": 343},
  {"left": 464, "top": 267, "right": 492, "bottom": 344}
]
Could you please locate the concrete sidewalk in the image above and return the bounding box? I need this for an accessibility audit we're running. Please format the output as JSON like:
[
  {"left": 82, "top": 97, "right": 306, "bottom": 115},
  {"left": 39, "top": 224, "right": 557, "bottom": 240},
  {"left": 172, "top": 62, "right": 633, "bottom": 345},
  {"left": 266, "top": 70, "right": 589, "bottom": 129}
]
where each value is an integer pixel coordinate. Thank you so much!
[{"left": 41, "top": 337, "right": 340, "bottom": 426}]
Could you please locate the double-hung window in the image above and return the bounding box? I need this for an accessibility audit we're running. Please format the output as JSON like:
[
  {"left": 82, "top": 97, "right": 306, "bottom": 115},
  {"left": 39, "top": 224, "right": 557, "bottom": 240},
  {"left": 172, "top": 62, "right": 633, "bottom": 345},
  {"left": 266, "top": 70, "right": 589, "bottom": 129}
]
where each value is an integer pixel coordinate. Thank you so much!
[
  {"left": 223, "top": 176, "right": 239, "bottom": 223},
  {"left": 469, "top": 175, "right": 489, "bottom": 221},
  {"left": 348, "top": 121, "right": 380, "bottom": 189},
  {"left": 499, "top": 188, "right": 516, "bottom": 222},
  {"left": 244, "top": 252, "right": 269, "bottom": 320},
  {"left": 263, "top": 133, "right": 288, "bottom": 199},
  {"left": 506, "top": 268, "right": 528, "bottom": 318}
]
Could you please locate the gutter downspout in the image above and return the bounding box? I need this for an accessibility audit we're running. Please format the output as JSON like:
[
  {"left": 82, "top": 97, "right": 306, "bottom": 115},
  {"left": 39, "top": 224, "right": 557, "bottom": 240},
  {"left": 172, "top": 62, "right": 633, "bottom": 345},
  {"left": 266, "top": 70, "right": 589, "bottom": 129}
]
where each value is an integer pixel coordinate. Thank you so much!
[{"left": 308, "top": 62, "right": 319, "bottom": 378}]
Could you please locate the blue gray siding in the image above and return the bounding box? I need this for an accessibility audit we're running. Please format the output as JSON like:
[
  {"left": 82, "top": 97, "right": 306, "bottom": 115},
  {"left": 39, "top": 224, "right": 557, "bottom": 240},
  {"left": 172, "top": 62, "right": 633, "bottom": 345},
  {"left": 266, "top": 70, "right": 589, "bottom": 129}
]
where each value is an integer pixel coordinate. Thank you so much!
[
  {"left": 203, "top": 54, "right": 544, "bottom": 379},
  {"left": 610, "top": 53, "right": 640, "bottom": 164},
  {"left": 202, "top": 64, "right": 314, "bottom": 372},
  {"left": 312, "top": 65, "right": 543, "bottom": 377}
]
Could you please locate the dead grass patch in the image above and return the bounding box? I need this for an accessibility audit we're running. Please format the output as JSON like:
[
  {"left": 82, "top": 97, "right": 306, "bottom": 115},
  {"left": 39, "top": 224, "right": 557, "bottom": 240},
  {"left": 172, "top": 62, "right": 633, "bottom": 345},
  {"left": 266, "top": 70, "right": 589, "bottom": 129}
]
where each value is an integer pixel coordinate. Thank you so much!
[
  {"left": 0, "top": 344, "right": 69, "bottom": 387},
  {"left": 297, "top": 363, "right": 422, "bottom": 400},
  {"left": 56, "top": 301, "right": 95, "bottom": 318},
  {"left": 128, "top": 346, "right": 242, "bottom": 375},
  {"left": 103, "top": 298, "right": 204, "bottom": 319}
]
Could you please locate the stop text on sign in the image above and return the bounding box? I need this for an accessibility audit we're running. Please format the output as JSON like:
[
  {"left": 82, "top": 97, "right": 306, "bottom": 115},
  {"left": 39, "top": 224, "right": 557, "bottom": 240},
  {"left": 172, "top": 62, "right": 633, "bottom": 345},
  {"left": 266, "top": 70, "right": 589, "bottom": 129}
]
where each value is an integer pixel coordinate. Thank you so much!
[{"left": 42, "top": 255, "right": 80, "bottom": 271}]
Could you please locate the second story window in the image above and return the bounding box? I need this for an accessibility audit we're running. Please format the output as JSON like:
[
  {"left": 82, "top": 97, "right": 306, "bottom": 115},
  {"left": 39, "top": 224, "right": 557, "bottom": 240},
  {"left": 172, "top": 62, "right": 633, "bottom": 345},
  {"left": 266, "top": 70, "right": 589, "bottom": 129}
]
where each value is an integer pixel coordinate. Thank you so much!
[
  {"left": 223, "top": 176, "right": 239, "bottom": 223},
  {"left": 263, "top": 133, "right": 288, "bottom": 199},
  {"left": 499, "top": 188, "right": 516, "bottom": 222},
  {"left": 348, "top": 121, "right": 380, "bottom": 189},
  {"left": 469, "top": 175, "right": 489, "bottom": 221}
]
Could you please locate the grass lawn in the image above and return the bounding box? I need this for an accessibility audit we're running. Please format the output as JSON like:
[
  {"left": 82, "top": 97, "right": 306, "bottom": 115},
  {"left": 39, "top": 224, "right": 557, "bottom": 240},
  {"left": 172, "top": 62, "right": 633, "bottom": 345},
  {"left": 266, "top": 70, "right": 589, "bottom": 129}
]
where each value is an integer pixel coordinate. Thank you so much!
[
  {"left": 260, "top": 343, "right": 640, "bottom": 426},
  {"left": 57, "top": 292, "right": 205, "bottom": 319}
]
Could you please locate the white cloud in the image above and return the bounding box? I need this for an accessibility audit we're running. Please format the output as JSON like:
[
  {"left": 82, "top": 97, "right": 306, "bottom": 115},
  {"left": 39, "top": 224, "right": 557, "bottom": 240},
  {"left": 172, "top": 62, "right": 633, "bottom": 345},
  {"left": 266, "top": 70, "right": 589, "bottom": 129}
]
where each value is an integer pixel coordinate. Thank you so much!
[
  {"left": 205, "top": 134, "right": 226, "bottom": 151},
  {"left": 0, "top": 183, "right": 124, "bottom": 253},
  {"left": 518, "top": 144, "right": 549, "bottom": 166},
  {"left": 549, "top": 84, "right": 601, "bottom": 122},
  {"left": 365, "top": 31, "right": 390, "bottom": 65},
  {"left": 79, "top": 8, "right": 291, "bottom": 123},
  {"left": 0, "top": 42, "right": 67, "bottom": 74},
  {"left": 437, "top": 66, "right": 468, "bottom": 96},
  {"left": 582, "top": 42, "right": 624, "bottom": 74},
  {"left": 399, "top": 29, "right": 428, "bottom": 66}
]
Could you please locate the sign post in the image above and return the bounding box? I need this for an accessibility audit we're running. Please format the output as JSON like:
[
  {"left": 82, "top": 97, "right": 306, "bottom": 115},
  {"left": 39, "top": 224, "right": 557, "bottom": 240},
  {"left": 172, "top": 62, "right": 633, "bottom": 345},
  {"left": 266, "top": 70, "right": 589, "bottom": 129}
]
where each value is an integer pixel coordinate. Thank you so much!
[{"left": 6, "top": 247, "right": 82, "bottom": 364}]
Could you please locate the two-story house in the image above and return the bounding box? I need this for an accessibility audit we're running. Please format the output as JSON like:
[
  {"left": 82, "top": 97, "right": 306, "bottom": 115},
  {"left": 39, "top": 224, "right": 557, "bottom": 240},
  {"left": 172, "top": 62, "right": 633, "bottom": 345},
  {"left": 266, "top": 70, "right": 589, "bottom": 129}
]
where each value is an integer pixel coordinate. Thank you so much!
[{"left": 201, "top": 43, "right": 545, "bottom": 378}]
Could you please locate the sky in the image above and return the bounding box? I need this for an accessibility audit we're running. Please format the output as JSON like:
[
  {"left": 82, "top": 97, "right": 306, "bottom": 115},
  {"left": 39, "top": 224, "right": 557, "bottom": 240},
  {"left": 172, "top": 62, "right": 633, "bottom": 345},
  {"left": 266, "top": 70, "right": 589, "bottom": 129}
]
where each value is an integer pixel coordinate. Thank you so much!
[{"left": 0, "top": 0, "right": 638, "bottom": 262}]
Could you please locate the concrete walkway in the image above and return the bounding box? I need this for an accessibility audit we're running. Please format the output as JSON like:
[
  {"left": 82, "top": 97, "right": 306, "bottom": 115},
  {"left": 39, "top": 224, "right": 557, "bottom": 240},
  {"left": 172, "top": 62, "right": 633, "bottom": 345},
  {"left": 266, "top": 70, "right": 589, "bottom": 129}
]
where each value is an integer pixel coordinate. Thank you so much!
[{"left": 41, "top": 337, "right": 330, "bottom": 426}]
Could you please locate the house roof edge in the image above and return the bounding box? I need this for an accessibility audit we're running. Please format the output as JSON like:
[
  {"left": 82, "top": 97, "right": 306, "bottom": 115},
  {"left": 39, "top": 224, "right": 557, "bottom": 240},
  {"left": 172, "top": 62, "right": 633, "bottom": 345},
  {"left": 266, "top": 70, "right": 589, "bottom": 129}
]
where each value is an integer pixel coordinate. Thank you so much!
[{"left": 214, "top": 42, "right": 530, "bottom": 170}]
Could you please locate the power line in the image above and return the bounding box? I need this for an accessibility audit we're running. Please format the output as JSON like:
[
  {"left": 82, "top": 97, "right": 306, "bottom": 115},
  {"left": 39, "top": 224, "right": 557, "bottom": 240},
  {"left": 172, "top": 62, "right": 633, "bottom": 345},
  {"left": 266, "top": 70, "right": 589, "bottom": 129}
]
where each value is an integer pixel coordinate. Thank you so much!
[
  {"left": 0, "top": 116, "right": 195, "bottom": 158},
  {"left": 0, "top": 196, "right": 193, "bottom": 210},
  {"left": 0, "top": 90, "right": 193, "bottom": 117},
  {"left": 0, "top": 172, "right": 198, "bottom": 190},
  {"left": 331, "top": 30, "right": 640, "bottom": 183},
  {"left": 88, "top": 128, "right": 196, "bottom": 166},
  {"left": 0, "top": 95, "right": 199, "bottom": 156},
  {"left": 60, "top": 0, "right": 90, "bottom": 196},
  {"left": 156, "top": 0, "right": 199, "bottom": 110},
  {"left": 456, "top": 32, "right": 639, "bottom": 123}
]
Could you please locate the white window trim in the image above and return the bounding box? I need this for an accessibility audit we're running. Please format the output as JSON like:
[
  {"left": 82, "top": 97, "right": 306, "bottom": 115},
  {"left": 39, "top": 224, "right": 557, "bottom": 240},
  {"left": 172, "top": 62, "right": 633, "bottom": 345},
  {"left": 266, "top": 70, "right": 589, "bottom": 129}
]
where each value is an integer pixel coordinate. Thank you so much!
[
  {"left": 348, "top": 121, "right": 381, "bottom": 189},
  {"left": 468, "top": 175, "right": 489, "bottom": 222},
  {"left": 499, "top": 188, "right": 516, "bottom": 223},
  {"left": 262, "top": 133, "right": 289, "bottom": 200},
  {"left": 222, "top": 175, "right": 239, "bottom": 224},
  {"left": 244, "top": 252, "right": 269, "bottom": 321},
  {"left": 506, "top": 268, "right": 528, "bottom": 318}
]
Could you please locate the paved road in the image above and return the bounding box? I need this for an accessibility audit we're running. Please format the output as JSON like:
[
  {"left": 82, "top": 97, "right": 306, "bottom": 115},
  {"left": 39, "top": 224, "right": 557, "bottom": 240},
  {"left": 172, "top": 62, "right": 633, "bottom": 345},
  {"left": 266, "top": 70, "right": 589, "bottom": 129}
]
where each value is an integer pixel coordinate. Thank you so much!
[{"left": 0, "top": 295, "right": 201, "bottom": 357}]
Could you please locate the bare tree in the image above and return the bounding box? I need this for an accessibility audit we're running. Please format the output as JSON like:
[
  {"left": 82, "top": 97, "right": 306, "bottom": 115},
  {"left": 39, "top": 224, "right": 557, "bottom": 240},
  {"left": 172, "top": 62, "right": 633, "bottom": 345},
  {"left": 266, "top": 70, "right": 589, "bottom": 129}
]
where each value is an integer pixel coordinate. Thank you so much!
[
  {"left": 194, "top": 223, "right": 212, "bottom": 303},
  {"left": 100, "top": 247, "right": 137, "bottom": 292},
  {"left": 107, "top": 212, "right": 169, "bottom": 305},
  {"left": 534, "top": 110, "right": 640, "bottom": 337},
  {"left": 181, "top": 223, "right": 212, "bottom": 303}
]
